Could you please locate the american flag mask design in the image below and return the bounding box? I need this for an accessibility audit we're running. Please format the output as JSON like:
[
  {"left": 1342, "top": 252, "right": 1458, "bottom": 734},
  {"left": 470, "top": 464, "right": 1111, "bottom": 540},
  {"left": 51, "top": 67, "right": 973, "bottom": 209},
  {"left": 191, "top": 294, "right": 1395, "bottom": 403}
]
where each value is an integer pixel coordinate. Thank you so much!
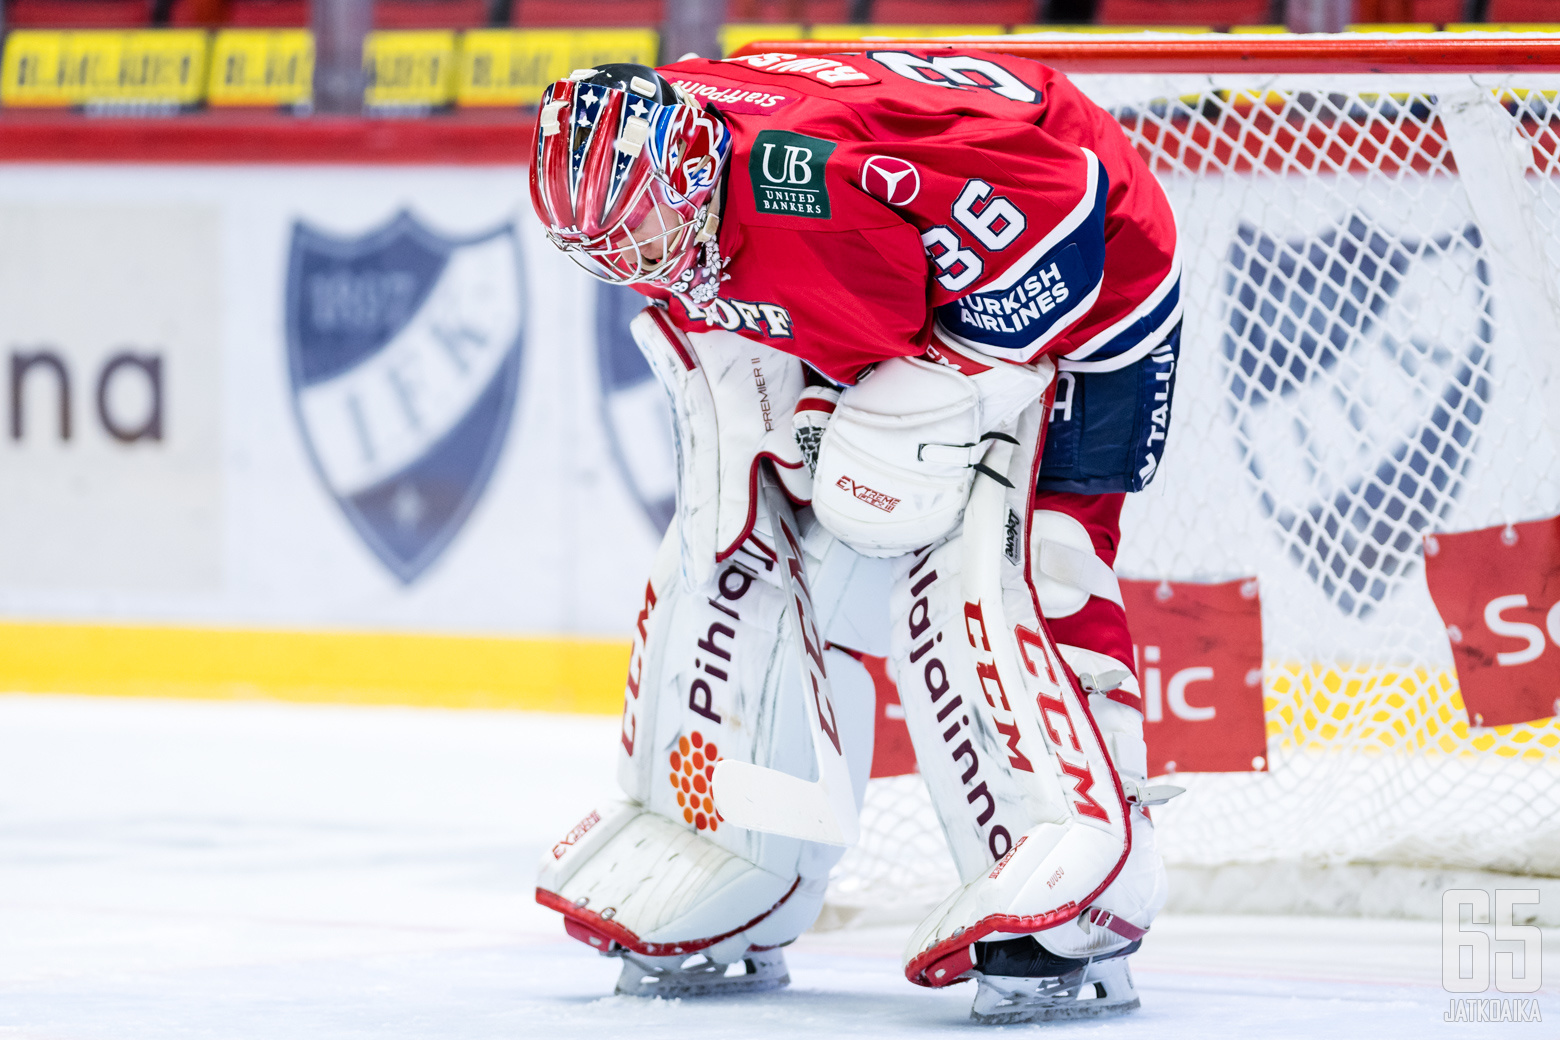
[{"left": 531, "top": 71, "right": 732, "bottom": 288}]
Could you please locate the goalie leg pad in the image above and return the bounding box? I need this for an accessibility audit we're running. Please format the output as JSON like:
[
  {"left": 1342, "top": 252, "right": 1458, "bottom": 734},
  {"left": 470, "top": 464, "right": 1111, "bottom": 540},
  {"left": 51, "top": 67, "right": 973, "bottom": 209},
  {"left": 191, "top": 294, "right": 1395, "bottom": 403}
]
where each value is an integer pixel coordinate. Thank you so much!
[
  {"left": 891, "top": 401, "right": 1134, "bottom": 989},
  {"left": 1027, "top": 645, "right": 1168, "bottom": 962},
  {"left": 539, "top": 518, "right": 876, "bottom": 974}
]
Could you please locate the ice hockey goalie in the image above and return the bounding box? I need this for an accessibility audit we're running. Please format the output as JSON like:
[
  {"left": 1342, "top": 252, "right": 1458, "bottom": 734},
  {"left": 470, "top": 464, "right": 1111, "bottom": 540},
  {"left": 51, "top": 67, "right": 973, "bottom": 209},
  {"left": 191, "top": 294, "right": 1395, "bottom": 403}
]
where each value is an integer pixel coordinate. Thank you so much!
[{"left": 527, "top": 46, "right": 1183, "bottom": 1024}]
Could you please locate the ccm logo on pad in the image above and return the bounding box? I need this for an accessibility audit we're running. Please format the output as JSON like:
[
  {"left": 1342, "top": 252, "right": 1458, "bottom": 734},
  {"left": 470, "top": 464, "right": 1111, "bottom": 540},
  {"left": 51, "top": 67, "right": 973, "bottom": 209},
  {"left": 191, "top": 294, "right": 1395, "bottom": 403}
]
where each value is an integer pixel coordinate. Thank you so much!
[{"left": 837, "top": 475, "right": 899, "bottom": 512}]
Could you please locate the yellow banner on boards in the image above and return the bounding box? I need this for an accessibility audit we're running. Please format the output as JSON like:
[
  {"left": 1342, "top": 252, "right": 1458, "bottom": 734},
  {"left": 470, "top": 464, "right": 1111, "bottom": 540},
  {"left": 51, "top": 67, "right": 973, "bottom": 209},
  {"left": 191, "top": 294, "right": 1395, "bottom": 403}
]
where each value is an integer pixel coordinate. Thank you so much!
[
  {"left": 459, "top": 28, "right": 658, "bottom": 107},
  {"left": 363, "top": 30, "right": 459, "bottom": 110},
  {"left": 208, "top": 29, "right": 313, "bottom": 107},
  {"left": 1, "top": 29, "right": 210, "bottom": 108}
]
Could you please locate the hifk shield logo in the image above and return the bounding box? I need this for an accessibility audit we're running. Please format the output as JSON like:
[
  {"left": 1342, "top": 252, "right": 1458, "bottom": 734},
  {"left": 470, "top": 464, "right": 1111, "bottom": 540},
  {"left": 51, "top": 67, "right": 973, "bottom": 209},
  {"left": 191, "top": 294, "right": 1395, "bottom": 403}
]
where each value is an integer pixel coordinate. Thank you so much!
[
  {"left": 286, "top": 212, "right": 525, "bottom": 584},
  {"left": 1221, "top": 214, "right": 1493, "bottom": 616}
]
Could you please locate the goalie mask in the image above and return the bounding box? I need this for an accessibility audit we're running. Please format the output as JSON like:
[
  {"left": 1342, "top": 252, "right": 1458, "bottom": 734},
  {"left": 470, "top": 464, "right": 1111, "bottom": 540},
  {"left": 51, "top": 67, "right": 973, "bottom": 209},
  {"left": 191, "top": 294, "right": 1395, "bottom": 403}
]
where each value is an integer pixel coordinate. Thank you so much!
[{"left": 530, "top": 63, "right": 731, "bottom": 290}]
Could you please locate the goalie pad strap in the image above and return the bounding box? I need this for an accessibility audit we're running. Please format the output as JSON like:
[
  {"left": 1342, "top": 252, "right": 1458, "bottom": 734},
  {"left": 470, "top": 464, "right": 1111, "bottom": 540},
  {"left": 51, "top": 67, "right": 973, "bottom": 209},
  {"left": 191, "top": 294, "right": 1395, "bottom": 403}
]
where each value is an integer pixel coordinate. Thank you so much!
[
  {"left": 1037, "top": 540, "right": 1124, "bottom": 609},
  {"left": 1086, "top": 906, "right": 1148, "bottom": 942}
]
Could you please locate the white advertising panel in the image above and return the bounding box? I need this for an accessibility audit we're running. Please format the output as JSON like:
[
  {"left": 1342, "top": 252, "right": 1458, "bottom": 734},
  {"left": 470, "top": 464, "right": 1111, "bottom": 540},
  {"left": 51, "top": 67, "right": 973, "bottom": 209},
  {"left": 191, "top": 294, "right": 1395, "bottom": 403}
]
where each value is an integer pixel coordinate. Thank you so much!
[{"left": 0, "top": 165, "right": 667, "bottom": 639}]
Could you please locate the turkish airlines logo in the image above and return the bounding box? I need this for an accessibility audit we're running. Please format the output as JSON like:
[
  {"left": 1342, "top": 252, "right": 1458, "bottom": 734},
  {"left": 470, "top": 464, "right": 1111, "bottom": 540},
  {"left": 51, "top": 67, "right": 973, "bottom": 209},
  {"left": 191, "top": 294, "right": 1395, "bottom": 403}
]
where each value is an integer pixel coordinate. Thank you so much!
[{"left": 861, "top": 155, "right": 920, "bottom": 206}]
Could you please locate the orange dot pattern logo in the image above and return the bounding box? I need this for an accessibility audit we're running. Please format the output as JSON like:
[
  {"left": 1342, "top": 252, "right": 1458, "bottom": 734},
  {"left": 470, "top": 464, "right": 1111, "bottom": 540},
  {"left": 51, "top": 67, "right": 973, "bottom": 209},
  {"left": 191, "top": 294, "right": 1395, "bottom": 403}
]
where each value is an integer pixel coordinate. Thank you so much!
[{"left": 668, "top": 729, "right": 722, "bottom": 832}]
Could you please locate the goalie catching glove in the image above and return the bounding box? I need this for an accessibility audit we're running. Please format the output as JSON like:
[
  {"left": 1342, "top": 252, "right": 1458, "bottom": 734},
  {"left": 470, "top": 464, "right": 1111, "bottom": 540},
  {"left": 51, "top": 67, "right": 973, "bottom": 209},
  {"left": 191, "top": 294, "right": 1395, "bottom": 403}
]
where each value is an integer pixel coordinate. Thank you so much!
[{"left": 803, "top": 339, "right": 1053, "bottom": 558}]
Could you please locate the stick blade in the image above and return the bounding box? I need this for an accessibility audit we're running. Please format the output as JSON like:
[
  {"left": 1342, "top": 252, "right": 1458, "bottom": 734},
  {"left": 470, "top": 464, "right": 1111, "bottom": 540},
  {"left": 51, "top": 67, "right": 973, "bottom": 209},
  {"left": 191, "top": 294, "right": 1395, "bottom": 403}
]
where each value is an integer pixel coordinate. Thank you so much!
[{"left": 711, "top": 760, "right": 858, "bottom": 846}]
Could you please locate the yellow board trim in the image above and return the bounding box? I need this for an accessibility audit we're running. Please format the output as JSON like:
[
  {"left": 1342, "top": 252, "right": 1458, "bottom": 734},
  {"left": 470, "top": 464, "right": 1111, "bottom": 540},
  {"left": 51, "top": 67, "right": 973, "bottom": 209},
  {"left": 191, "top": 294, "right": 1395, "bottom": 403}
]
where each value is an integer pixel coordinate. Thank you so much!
[{"left": 0, "top": 621, "right": 630, "bottom": 714}]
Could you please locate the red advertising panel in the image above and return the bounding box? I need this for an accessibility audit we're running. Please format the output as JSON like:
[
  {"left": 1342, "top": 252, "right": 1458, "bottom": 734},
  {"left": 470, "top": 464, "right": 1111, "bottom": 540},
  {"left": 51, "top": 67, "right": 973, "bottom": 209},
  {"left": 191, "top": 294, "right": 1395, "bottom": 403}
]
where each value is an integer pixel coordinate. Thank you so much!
[
  {"left": 1423, "top": 517, "right": 1560, "bottom": 728},
  {"left": 839, "top": 651, "right": 918, "bottom": 778},
  {"left": 1121, "top": 578, "right": 1268, "bottom": 777}
]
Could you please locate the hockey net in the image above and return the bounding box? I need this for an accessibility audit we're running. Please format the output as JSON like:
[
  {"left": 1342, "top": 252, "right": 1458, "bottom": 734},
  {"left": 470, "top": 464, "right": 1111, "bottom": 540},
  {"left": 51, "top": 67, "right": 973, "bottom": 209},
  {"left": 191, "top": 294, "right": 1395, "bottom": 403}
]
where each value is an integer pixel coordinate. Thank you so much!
[{"left": 806, "top": 35, "right": 1560, "bottom": 925}]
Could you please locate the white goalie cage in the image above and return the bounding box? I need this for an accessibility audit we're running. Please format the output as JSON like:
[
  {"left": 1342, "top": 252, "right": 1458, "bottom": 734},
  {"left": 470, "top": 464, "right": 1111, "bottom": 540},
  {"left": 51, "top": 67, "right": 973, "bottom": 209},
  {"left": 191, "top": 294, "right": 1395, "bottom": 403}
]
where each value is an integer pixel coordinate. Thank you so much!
[{"left": 818, "top": 36, "right": 1560, "bottom": 927}]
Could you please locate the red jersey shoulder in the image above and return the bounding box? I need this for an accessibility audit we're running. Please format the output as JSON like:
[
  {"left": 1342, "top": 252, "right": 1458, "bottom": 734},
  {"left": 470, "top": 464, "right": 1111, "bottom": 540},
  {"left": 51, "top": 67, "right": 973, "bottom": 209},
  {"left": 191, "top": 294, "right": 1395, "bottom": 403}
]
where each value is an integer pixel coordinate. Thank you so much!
[{"left": 662, "top": 50, "right": 1063, "bottom": 124}]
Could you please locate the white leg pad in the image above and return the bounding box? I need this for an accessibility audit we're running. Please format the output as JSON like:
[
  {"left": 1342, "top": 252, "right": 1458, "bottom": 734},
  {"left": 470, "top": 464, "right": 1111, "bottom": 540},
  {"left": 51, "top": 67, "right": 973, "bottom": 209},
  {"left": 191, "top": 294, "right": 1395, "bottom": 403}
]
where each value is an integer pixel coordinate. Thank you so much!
[
  {"left": 1026, "top": 645, "right": 1167, "bottom": 961},
  {"left": 537, "top": 513, "right": 877, "bottom": 967},
  {"left": 889, "top": 401, "right": 1135, "bottom": 989},
  {"left": 537, "top": 801, "right": 821, "bottom": 961}
]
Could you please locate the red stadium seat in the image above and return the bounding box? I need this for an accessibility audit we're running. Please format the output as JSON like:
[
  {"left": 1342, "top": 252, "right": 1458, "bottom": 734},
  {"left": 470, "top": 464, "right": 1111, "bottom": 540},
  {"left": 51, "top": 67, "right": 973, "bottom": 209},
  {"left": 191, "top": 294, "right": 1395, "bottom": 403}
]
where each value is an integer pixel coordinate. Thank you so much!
[
  {"left": 1095, "top": 0, "right": 1270, "bottom": 26},
  {"left": 4, "top": 0, "right": 151, "bottom": 26},
  {"left": 1406, "top": 0, "right": 1466, "bottom": 21},
  {"left": 511, "top": 0, "right": 663, "bottom": 25},
  {"left": 1485, "top": 0, "right": 1560, "bottom": 21},
  {"left": 225, "top": 0, "right": 306, "bottom": 24},
  {"left": 869, "top": 0, "right": 1037, "bottom": 23},
  {"left": 376, "top": 0, "right": 488, "bottom": 27},
  {"left": 1354, "top": 0, "right": 1464, "bottom": 22},
  {"left": 727, "top": 0, "right": 852, "bottom": 22}
]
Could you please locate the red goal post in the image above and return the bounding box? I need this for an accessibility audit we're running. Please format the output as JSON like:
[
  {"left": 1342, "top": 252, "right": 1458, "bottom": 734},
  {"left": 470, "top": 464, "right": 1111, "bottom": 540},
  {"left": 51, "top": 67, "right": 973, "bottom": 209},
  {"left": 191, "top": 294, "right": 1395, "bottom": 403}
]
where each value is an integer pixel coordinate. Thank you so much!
[{"left": 727, "top": 35, "right": 1560, "bottom": 926}]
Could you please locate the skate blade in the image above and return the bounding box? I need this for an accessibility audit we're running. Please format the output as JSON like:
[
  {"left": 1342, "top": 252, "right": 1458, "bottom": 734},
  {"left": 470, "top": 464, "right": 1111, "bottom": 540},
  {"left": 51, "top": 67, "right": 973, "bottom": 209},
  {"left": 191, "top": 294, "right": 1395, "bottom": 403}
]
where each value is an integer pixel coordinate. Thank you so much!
[
  {"left": 614, "top": 950, "right": 790, "bottom": 999},
  {"left": 972, "top": 995, "right": 1140, "bottom": 1024},
  {"left": 970, "top": 957, "right": 1140, "bottom": 1024}
]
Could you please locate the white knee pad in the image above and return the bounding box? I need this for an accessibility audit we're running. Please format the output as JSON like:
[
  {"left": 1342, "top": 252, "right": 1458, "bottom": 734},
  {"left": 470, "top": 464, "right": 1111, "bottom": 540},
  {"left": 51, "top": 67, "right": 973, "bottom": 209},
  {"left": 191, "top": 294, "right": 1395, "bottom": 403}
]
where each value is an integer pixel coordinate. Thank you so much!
[{"left": 1030, "top": 509, "right": 1123, "bottom": 619}]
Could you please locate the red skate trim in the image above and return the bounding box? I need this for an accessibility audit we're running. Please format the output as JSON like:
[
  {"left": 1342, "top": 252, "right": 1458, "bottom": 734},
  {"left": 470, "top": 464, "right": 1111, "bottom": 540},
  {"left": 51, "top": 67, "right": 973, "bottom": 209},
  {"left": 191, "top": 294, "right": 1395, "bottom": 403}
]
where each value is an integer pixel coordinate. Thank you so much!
[
  {"left": 906, "top": 377, "right": 1135, "bottom": 990},
  {"left": 537, "top": 875, "right": 802, "bottom": 958}
]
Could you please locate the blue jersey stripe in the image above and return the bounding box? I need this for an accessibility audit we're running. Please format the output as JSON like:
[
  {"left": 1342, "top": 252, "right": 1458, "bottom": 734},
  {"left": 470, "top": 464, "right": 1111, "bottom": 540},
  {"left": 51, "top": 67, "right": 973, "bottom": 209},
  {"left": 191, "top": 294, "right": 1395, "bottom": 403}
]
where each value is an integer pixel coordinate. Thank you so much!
[{"left": 1061, "top": 276, "right": 1183, "bottom": 372}]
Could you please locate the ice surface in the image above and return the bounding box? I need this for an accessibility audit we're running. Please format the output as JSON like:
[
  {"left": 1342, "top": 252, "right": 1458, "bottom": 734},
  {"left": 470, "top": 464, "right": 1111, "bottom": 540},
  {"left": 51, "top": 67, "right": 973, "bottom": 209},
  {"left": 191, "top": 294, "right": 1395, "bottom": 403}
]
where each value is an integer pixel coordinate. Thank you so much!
[{"left": 0, "top": 694, "right": 1551, "bottom": 1039}]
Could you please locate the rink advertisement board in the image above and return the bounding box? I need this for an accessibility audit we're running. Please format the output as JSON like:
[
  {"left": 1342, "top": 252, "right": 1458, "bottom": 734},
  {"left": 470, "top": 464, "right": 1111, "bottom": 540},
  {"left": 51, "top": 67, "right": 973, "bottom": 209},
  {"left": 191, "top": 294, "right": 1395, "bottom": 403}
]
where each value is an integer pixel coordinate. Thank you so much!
[
  {"left": 1120, "top": 578, "right": 1269, "bottom": 777},
  {"left": 1423, "top": 516, "right": 1560, "bottom": 728},
  {"left": 0, "top": 158, "right": 648, "bottom": 708}
]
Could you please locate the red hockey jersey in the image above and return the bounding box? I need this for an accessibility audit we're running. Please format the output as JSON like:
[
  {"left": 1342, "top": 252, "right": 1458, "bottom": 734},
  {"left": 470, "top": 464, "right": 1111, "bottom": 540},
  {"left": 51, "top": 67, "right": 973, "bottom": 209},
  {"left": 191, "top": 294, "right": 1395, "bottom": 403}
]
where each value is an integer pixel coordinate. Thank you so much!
[{"left": 637, "top": 49, "right": 1179, "bottom": 384}]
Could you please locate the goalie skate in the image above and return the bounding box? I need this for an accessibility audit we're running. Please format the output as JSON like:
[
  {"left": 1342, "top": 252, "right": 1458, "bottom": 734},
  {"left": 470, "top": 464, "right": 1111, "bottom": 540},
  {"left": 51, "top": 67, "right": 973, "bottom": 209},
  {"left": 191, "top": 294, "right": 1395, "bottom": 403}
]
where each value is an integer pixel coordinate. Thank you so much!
[
  {"left": 612, "top": 947, "right": 790, "bottom": 998},
  {"left": 968, "top": 937, "right": 1141, "bottom": 1024}
]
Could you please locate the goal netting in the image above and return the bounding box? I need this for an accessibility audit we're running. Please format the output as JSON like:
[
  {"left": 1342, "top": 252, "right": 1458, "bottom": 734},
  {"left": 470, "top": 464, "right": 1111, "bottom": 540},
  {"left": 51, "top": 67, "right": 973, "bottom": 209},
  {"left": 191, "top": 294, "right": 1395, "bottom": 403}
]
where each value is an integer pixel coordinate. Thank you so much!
[{"left": 821, "top": 35, "right": 1560, "bottom": 926}]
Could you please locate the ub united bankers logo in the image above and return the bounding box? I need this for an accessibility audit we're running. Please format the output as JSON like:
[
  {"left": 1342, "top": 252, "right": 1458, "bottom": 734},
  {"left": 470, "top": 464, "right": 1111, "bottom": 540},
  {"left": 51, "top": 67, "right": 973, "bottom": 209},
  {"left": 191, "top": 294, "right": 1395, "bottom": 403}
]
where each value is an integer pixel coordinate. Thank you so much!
[
  {"left": 748, "top": 129, "right": 835, "bottom": 219},
  {"left": 286, "top": 212, "right": 525, "bottom": 583}
]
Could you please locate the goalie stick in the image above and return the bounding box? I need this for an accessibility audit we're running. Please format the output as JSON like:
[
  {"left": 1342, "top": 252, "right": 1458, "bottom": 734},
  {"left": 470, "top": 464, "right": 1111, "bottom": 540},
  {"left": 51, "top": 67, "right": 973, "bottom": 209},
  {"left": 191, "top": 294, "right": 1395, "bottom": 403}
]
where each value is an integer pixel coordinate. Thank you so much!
[{"left": 710, "top": 464, "right": 861, "bottom": 847}]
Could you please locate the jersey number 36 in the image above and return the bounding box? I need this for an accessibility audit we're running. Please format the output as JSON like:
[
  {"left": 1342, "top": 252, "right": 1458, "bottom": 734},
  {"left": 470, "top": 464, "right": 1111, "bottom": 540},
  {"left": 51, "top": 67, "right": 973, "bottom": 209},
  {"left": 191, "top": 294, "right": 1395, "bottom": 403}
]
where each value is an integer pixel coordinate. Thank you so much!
[{"left": 922, "top": 179, "right": 1029, "bottom": 292}]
